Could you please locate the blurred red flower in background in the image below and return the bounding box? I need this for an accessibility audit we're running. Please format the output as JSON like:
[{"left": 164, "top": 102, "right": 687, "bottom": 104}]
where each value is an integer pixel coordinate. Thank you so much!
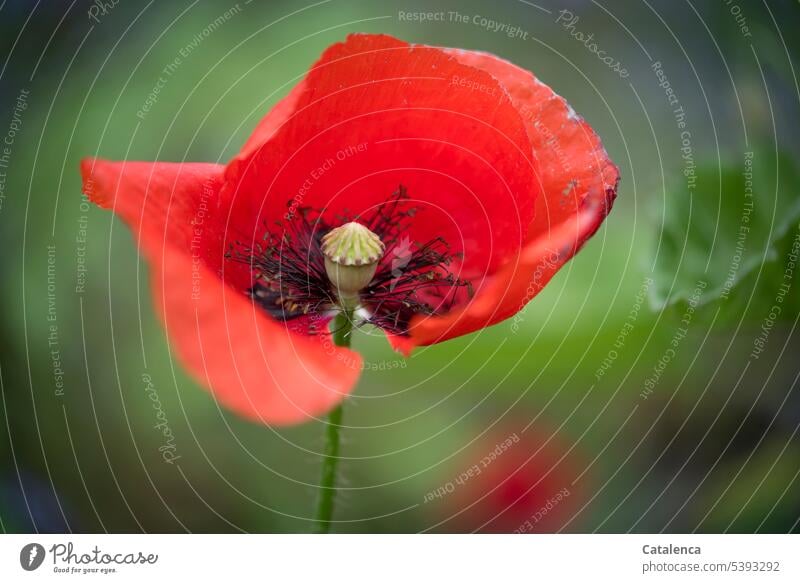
[
  {"left": 80, "top": 33, "right": 618, "bottom": 425},
  {"left": 442, "top": 426, "right": 586, "bottom": 533}
]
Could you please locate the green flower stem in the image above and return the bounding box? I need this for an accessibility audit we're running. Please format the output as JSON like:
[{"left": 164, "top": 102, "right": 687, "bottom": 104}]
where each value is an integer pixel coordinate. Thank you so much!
[{"left": 313, "top": 310, "right": 352, "bottom": 533}]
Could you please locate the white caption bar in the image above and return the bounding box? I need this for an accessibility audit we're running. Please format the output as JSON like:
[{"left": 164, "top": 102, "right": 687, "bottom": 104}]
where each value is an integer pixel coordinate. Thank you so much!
[{"left": 0, "top": 534, "right": 797, "bottom": 582}]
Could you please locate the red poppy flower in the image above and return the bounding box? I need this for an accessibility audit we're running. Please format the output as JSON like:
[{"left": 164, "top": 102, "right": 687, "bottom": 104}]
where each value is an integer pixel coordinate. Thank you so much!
[{"left": 80, "top": 33, "right": 618, "bottom": 425}]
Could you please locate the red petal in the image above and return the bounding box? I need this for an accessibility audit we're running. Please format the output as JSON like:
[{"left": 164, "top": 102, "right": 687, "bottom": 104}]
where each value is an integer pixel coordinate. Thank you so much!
[
  {"left": 81, "top": 158, "right": 225, "bottom": 254},
  {"left": 224, "top": 33, "right": 538, "bottom": 281},
  {"left": 408, "top": 50, "right": 619, "bottom": 347},
  {"left": 157, "top": 247, "right": 360, "bottom": 424},
  {"left": 384, "top": 331, "right": 416, "bottom": 357},
  {"left": 410, "top": 212, "right": 607, "bottom": 347},
  {"left": 81, "top": 158, "right": 361, "bottom": 424},
  {"left": 235, "top": 81, "right": 306, "bottom": 162}
]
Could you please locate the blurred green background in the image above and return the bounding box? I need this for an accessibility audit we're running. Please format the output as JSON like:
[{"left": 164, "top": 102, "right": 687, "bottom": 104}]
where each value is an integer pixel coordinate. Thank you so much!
[{"left": 0, "top": 0, "right": 798, "bottom": 533}]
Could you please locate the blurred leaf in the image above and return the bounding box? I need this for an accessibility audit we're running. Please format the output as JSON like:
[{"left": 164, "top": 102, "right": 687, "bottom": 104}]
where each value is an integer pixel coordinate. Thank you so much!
[
  {"left": 650, "top": 145, "right": 800, "bottom": 316},
  {"left": 719, "top": 221, "right": 800, "bottom": 323}
]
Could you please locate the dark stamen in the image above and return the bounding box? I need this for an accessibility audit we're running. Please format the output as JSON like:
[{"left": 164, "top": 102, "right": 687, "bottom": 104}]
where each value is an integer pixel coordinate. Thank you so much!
[{"left": 226, "top": 185, "right": 472, "bottom": 337}]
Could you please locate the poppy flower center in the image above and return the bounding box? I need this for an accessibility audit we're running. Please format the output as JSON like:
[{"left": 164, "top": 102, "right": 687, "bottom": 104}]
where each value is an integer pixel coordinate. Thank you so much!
[
  {"left": 321, "top": 222, "right": 385, "bottom": 310},
  {"left": 228, "top": 186, "right": 473, "bottom": 337}
]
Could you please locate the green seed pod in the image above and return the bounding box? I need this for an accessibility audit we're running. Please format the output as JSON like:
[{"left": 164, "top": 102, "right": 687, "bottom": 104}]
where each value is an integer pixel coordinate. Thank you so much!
[{"left": 321, "top": 222, "right": 385, "bottom": 308}]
